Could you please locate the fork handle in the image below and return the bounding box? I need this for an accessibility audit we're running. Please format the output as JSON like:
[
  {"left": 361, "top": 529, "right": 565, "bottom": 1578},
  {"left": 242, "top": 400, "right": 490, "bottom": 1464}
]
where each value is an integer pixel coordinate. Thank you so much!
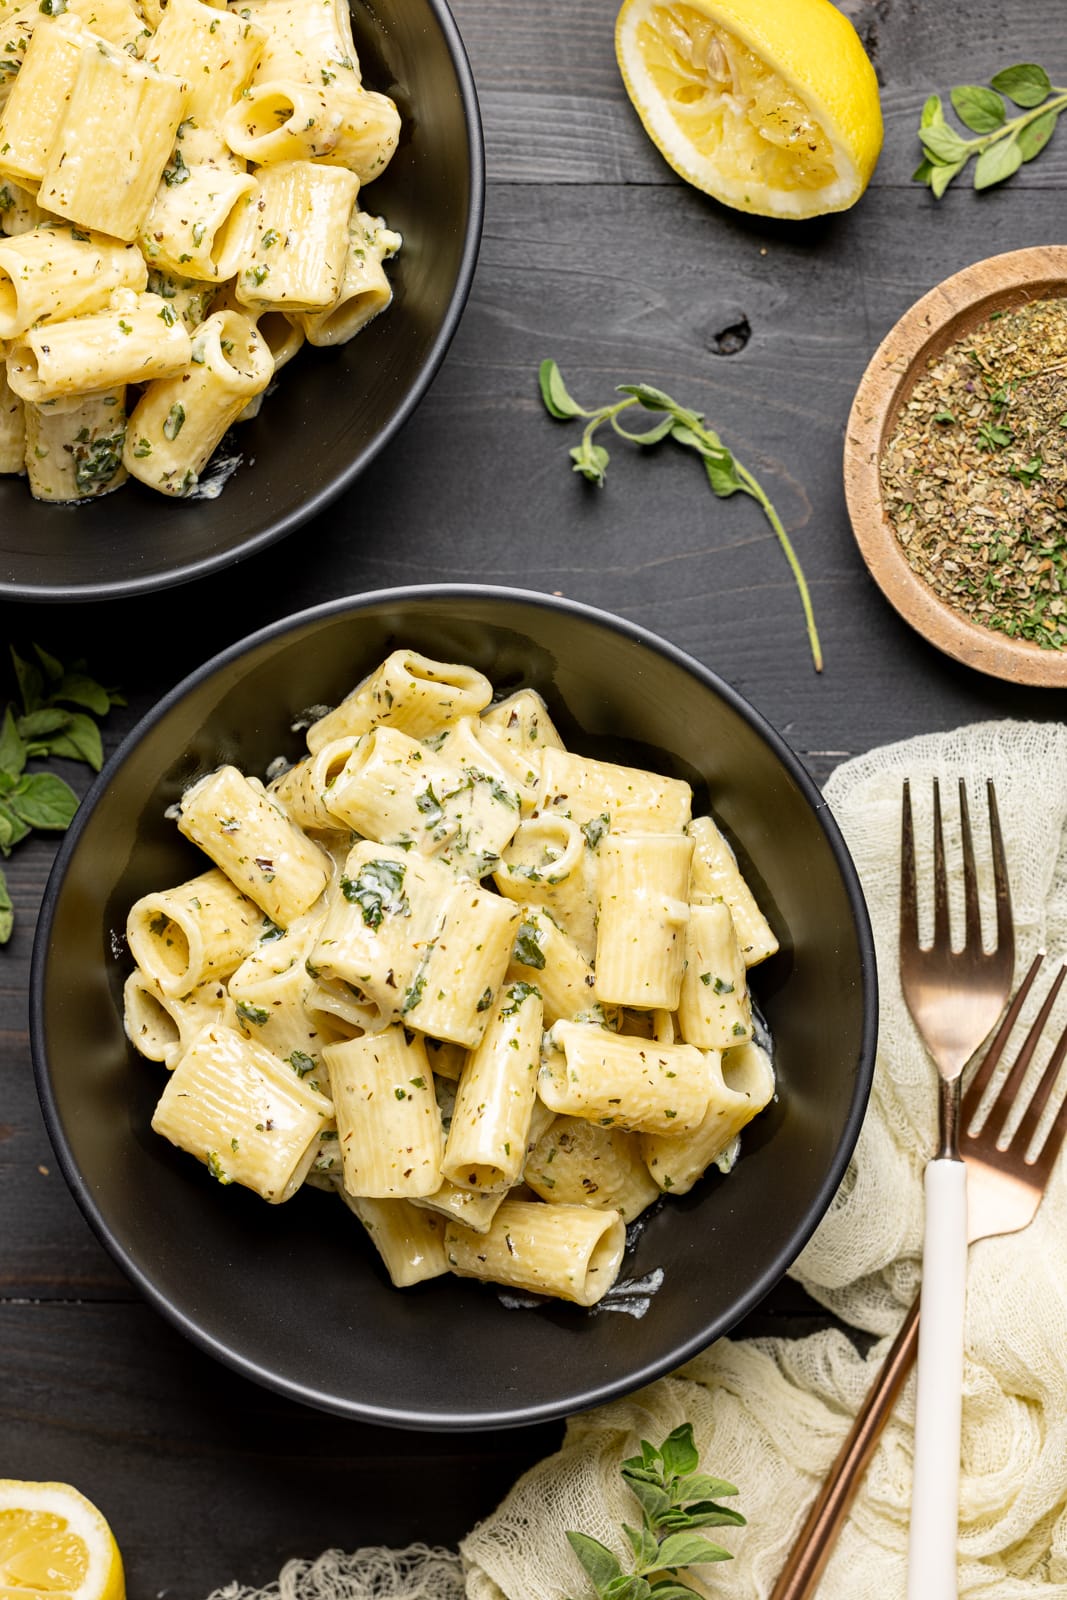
[
  {"left": 906, "top": 1157, "right": 968, "bottom": 1600},
  {"left": 769, "top": 1297, "right": 920, "bottom": 1600}
]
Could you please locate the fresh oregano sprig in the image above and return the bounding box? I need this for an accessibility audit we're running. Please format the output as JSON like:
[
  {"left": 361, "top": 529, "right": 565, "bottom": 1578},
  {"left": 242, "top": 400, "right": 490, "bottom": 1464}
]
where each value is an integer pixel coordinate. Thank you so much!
[
  {"left": 565, "top": 1424, "right": 745, "bottom": 1600},
  {"left": 539, "top": 360, "right": 823, "bottom": 673},
  {"left": 914, "top": 63, "right": 1065, "bottom": 197},
  {"left": 0, "top": 645, "right": 124, "bottom": 944}
]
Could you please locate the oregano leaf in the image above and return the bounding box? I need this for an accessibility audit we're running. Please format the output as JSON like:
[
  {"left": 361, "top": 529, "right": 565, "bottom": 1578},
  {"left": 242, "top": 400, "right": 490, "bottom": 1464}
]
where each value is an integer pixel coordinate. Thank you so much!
[
  {"left": 540, "top": 358, "right": 587, "bottom": 420},
  {"left": 990, "top": 62, "right": 1052, "bottom": 107},
  {"left": 613, "top": 413, "right": 675, "bottom": 446},
  {"left": 921, "top": 122, "right": 971, "bottom": 163},
  {"left": 17, "top": 708, "right": 70, "bottom": 739},
  {"left": 950, "top": 84, "right": 1006, "bottom": 132},
  {"left": 9, "top": 771, "right": 79, "bottom": 830},
  {"left": 672, "top": 1473, "right": 741, "bottom": 1502},
  {"left": 973, "top": 136, "right": 1024, "bottom": 189},
  {"left": 920, "top": 93, "right": 945, "bottom": 128},
  {"left": 655, "top": 1533, "right": 734, "bottom": 1569},
  {"left": 566, "top": 1533, "right": 622, "bottom": 1597},
  {"left": 0, "top": 799, "right": 31, "bottom": 856},
  {"left": 51, "top": 672, "right": 111, "bottom": 716},
  {"left": 620, "top": 1475, "right": 672, "bottom": 1527},
  {"left": 33, "top": 643, "right": 63, "bottom": 681},
  {"left": 658, "top": 1424, "right": 700, "bottom": 1480},
  {"left": 0, "top": 706, "right": 25, "bottom": 781},
  {"left": 912, "top": 157, "right": 936, "bottom": 184},
  {"left": 10, "top": 646, "right": 43, "bottom": 715},
  {"left": 0, "top": 865, "right": 11, "bottom": 944},
  {"left": 42, "top": 711, "right": 103, "bottom": 771},
  {"left": 1017, "top": 107, "right": 1059, "bottom": 161},
  {"left": 931, "top": 158, "right": 967, "bottom": 197},
  {"left": 569, "top": 441, "right": 610, "bottom": 486}
]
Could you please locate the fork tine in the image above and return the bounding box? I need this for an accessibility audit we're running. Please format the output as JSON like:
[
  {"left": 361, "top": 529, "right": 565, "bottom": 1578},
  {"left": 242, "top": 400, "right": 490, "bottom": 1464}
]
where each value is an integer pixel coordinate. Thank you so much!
[
  {"left": 1009, "top": 978, "right": 1067, "bottom": 1168},
  {"left": 958, "top": 779, "right": 981, "bottom": 954},
  {"left": 900, "top": 780, "right": 919, "bottom": 955},
  {"left": 980, "top": 965, "right": 1067, "bottom": 1147},
  {"left": 962, "top": 950, "right": 1045, "bottom": 1124},
  {"left": 932, "top": 778, "right": 950, "bottom": 952},
  {"left": 987, "top": 779, "right": 1013, "bottom": 954}
]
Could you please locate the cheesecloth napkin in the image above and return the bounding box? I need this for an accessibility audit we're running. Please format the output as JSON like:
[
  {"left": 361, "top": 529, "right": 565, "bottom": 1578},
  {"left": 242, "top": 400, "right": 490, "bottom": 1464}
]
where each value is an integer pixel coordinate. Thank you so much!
[{"left": 209, "top": 721, "right": 1067, "bottom": 1600}]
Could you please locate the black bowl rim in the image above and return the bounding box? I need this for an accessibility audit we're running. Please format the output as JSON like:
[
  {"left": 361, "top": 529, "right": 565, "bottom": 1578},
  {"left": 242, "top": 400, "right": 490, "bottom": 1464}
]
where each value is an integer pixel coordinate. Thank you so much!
[
  {"left": 3, "top": 0, "right": 486, "bottom": 607},
  {"left": 30, "top": 584, "right": 879, "bottom": 1430}
]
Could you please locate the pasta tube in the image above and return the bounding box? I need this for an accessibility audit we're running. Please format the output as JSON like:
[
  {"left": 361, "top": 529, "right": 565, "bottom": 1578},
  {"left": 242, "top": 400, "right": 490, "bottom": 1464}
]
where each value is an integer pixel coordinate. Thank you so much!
[
  {"left": 505, "top": 907, "right": 609, "bottom": 1027},
  {"left": 0, "top": 360, "right": 22, "bottom": 472},
  {"left": 229, "top": 910, "right": 339, "bottom": 1070},
  {"left": 223, "top": 79, "right": 398, "bottom": 180},
  {"left": 139, "top": 162, "right": 257, "bottom": 283},
  {"left": 309, "top": 841, "right": 520, "bottom": 1047},
  {"left": 298, "top": 210, "right": 399, "bottom": 346},
  {"left": 480, "top": 687, "right": 565, "bottom": 758},
  {"left": 0, "top": 179, "right": 45, "bottom": 236},
  {"left": 538, "top": 747, "right": 692, "bottom": 836},
  {"left": 524, "top": 1115, "right": 660, "bottom": 1224},
  {"left": 23, "top": 388, "right": 127, "bottom": 501},
  {"left": 36, "top": 42, "right": 187, "bottom": 241},
  {"left": 242, "top": 0, "right": 358, "bottom": 86},
  {"left": 441, "top": 980, "right": 543, "bottom": 1192},
  {"left": 151, "top": 1021, "right": 333, "bottom": 1202},
  {"left": 146, "top": 0, "right": 265, "bottom": 162},
  {"left": 593, "top": 833, "right": 692, "bottom": 1010},
  {"left": 323, "top": 1026, "right": 442, "bottom": 1199},
  {"left": 0, "top": 225, "right": 146, "bottom": 339},
  {"left": 677, "top": 900, "right": 752, "bottom": 1049},
  {"left": 126, "top": 867, "right": 265, "bottom": 996},
  {"left": 642, "top": 1040, "right": 775, "bottom": 1195},
  {"left": 233, "top": 160, "right": 358, "bottom": 314},
  {"left": 0, "top": 7, "right": 34, "bottom": 121},
  {"left": 539, "top": 1019, "right": 712, "bottom": 1136},
  {"left": 338, "top": 1190, "right": 449, "bottom": 1288},
  {"left": 689, "top": 814, "right": 779, "bottom": 966},
  {"left": 268, "top": 735, "right": 360, "bottom": 830},
  {"left": 177, "top": 764, "right": 330, "bottom": 925},
  {"left": 412, "top": 1182, "right": 506, "bottom": 1234},
  {"left": 7, "top": 289, "right": 191, "bottom": 403},
  {"left": 444, "top": 1199, "right": 626, "bottom": 1308},
  {"left": 322, "top": 724, "right": 523, "bottom": 880},
  {"left": 0, "top": 14, "right": 90, "bottom": 189},
  {"left": 493, "top": 814, "right": 597, "bottom": 961},
  {"left": 306, "top": 651, "right": 493, "bottom": 751},
  {"left": 123, "top": 309, "right": 273, "bottom": 496},
  {"left": 123, "top": 967, "right": 231, "bottom": 1067}
]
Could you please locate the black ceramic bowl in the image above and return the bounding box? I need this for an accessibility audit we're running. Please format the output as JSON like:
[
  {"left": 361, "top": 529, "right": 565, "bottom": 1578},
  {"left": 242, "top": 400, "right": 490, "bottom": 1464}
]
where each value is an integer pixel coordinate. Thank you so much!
[
  {"left": 0, "top": 1, "right": 482, "bottom": 604},
  {"left": 32, "top": 587, "right": 877, "bottom": 1429}
]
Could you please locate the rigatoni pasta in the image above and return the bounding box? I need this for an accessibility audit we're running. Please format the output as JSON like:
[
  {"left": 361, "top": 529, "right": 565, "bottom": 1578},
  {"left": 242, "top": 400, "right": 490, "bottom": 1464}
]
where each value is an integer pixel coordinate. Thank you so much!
[
  {"left": 122, "top": 649, "right": 778, "bottom": 1312},
  {"left": 0, "top": 0, "right": 401, "bottom": 502}
]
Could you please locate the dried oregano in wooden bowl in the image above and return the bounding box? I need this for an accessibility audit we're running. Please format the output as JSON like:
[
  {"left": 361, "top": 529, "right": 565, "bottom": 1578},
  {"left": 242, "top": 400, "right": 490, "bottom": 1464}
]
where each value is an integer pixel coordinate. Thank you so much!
[{"left": 844, "top": 246, "right": 1067, "bottom": 686}]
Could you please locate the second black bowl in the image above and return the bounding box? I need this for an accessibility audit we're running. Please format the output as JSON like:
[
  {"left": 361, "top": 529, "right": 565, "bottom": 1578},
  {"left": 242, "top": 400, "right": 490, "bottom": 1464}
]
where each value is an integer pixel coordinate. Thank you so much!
[
  {"left": 0, "top": 0, "right": 483, "bottom": 603},
  {"left": 32, "top": 587, "right": 877, "bottom": 1428}
]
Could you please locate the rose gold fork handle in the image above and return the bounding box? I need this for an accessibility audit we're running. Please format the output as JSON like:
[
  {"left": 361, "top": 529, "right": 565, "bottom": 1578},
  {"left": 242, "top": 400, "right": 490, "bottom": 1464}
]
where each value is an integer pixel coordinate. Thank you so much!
[{"left": 769, "top": 1297, "right": 920, "bottom": 1600}]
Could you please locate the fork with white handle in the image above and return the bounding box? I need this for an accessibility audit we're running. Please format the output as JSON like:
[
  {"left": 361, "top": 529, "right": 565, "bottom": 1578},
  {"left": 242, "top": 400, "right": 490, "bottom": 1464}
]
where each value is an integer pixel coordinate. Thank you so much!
[{"left": 769, "top": 943, "right": 1067, "bottom": 1600}]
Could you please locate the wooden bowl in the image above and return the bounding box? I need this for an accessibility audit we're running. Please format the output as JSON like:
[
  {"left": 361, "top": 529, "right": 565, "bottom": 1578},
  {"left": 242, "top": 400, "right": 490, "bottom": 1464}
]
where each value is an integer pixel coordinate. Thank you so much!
[{"left": 844, "top": 245, "right": 1067, "bottom": 686}]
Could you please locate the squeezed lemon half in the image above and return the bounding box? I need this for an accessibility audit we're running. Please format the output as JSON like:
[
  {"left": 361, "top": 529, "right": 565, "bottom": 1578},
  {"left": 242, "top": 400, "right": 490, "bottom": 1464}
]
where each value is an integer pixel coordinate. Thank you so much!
[
  {"left": 615, "top": 0, "right": 883, "bottom": 218},
  {"left": 0, "top": 1482, "right": 126, "bottom": 1600}
]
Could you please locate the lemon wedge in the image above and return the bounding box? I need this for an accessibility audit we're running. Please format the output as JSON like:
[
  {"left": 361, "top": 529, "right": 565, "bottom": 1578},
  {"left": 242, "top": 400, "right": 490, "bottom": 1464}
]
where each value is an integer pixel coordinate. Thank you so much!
[
  {"left": 615, "top": 0, "right": 883, "bottom": 218},
  {"left": 0, "top": 1481, "right": 126, "bottom": 1600}
]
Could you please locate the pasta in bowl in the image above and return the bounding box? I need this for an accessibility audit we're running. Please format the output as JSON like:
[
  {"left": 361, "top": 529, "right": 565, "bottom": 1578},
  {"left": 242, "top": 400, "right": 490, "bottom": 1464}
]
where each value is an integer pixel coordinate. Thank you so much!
[
  {"left": 31, "top": 587, "right": 876, "bottom": 1427},
  {"left": 0, "top": 0, "right": 482, "bottom": 598}
]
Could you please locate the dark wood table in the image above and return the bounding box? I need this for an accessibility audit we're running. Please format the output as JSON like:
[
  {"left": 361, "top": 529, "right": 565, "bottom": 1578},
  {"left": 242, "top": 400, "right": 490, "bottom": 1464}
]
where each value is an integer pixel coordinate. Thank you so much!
[{"left": 3, "top": 0, "right": 1064, "bottom": 1590}]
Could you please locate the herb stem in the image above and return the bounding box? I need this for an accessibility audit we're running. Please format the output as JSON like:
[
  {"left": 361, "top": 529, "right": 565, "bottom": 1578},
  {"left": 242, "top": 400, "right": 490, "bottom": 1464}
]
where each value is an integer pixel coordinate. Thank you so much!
[
  {"left": 971, "top": 89, "right": 1067, "bottom": 153},
  {"left": 735, "top": 461, "right": 824, "bottom": 672}
]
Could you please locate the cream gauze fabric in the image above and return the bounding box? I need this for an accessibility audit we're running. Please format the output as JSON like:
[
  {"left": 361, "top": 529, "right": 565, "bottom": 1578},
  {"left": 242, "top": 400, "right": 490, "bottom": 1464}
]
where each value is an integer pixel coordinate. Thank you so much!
[{"left": 209, "top": 723, "right": 1067, "bottom": 1600}]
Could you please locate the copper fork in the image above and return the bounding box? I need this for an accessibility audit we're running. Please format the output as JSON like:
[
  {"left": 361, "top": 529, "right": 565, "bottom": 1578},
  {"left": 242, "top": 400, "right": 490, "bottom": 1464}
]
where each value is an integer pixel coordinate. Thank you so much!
[{"left": 771, "top": 952, "right": 1067, "bottom": 1600}]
